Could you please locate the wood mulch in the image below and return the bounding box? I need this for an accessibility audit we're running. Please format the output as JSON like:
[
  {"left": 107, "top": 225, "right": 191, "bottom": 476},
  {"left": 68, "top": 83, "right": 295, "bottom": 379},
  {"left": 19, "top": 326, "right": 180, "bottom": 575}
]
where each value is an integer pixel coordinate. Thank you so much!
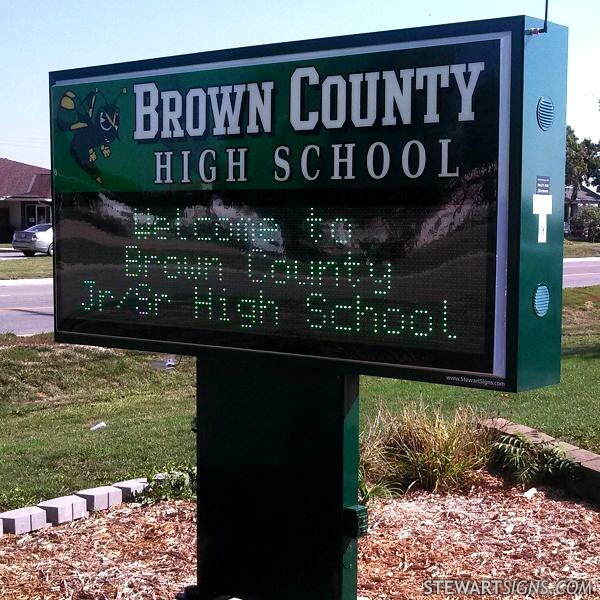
[
  {"left": 358, "top": 474, "right": 600, "bottom": 599},
  {"left": 0, "top": 501, "right": 196, "bottom": 599},
  {"left": 0, "top": 476, "right": 598, "bottom": 599}
]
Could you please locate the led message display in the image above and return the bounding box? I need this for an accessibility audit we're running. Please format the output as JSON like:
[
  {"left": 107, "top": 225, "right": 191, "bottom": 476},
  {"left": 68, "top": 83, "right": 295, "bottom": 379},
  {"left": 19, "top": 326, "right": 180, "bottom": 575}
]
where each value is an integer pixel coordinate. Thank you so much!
[{"left": 51, "top": 31, "right": 513, "bottom": 383}]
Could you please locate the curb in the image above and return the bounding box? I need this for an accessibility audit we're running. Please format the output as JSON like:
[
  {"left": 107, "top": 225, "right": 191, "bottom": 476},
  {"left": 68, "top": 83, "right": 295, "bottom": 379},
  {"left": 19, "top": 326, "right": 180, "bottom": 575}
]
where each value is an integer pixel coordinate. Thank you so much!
[
  {"left": 563, "top": 257, "right": 600, "bottom": 263},
  {"left": 0, "top": 278, "right": 53, "bottom": 286},
  {"left": 482, "top": 418, "right": 600, "bottom": 504}
]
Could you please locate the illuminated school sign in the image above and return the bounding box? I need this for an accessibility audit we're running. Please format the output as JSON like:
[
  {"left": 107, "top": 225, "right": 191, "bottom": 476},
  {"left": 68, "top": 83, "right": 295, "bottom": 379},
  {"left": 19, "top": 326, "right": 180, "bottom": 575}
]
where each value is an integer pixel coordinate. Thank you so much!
[{"left": 50, "top": 18, "right": 567, "bottom": 390}]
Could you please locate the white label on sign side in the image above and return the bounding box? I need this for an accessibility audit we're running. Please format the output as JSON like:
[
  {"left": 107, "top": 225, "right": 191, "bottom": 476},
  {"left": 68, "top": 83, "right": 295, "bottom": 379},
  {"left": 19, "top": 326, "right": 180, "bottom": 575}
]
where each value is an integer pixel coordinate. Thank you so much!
[{"left": 532, "top": 194, "right": 552, "bottom": 243}]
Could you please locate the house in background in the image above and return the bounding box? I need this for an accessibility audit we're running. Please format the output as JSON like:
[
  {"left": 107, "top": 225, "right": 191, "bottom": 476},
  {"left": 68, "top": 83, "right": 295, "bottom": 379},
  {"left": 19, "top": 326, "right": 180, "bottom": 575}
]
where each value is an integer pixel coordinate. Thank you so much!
[
  {"left": 564, "top": 184, "right": 600, "bottom": 225},
  {"left": 0, "top": 157, "right": 51, "bottom": 242}
]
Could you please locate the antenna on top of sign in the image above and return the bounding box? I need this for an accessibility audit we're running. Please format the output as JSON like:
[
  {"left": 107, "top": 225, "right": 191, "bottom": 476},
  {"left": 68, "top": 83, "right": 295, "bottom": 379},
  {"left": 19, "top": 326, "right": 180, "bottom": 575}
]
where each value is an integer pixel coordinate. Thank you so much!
[{"left": 526, "top": 0, "right": 549, "bottom": 35}]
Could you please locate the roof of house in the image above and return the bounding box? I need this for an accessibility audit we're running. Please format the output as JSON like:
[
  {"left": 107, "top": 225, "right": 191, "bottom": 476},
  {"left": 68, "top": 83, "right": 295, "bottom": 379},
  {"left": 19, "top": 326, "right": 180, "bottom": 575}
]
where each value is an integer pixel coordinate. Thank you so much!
[
  {"left": 564, "top": 184, "right": 600, "bottom": 203},
  {"left": 0, "top": 157, "right": 51, "bottom": 199}
]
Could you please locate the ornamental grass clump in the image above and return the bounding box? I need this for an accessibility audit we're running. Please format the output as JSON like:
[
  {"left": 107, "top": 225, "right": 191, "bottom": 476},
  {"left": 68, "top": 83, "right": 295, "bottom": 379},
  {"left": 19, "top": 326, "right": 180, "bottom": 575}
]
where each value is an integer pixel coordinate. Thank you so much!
[{"left": 360, "top": 403, "right": 493, "bottom": 493}]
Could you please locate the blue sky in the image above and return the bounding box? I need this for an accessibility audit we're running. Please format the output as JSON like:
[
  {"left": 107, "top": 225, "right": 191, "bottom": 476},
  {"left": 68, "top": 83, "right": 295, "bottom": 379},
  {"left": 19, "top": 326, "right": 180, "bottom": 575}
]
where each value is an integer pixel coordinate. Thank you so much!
[{"left": 0, "top": 0, "right": 598, "bottom": 168}]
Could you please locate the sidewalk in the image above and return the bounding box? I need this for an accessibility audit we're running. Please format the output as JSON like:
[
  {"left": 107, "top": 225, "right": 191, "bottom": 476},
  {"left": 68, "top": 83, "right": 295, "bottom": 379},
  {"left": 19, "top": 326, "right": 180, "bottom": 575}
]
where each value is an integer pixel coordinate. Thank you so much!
[
  {"left": 0, "top": 278, "right": 53, "bottom": 286},
  {"left": 563, "top": 257, "right": 600, "bottom": 262}
]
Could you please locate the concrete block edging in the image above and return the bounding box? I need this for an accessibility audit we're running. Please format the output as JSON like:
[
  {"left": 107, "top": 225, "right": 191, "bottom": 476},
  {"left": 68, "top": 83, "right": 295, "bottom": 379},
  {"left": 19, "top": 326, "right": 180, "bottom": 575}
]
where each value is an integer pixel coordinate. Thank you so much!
[
  {"left": 75, "top": 485, "right": 123, "bottom": 512},
  {"left": 0, "top": 506, "right": 50, "bottom": 535},
  {"left": 0, "top": 477, "right": 149, "bottom": 538},
  {"left": 38, "top": 495, "right": 89, "bottom": 525}
]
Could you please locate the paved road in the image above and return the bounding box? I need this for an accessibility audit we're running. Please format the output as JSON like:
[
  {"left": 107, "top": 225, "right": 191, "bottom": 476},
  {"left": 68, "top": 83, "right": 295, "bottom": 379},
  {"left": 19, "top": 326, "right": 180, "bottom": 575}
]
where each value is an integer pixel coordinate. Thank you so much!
[
  {"left": 0, "top": 259, "right": 598, "bottom": 335},
  {"left": 563, "top": 258, "right": 600, "bottom": 288},
  {"left": 0, "top": 279, "right": 54, "bottom": 335},
  {"left": 0, "top": 248, "right": 25, "bottom": 261}
]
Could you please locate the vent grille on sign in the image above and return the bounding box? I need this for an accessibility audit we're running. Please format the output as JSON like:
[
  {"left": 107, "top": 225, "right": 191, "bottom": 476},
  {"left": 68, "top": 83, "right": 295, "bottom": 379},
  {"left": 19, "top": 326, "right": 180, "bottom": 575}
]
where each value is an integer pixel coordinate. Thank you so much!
[
  {"left": 533, "top": 285, "right": 550, "bottom": 317},
  {"left": 537, "top": 97, "right": 554, "bottom": 131}
]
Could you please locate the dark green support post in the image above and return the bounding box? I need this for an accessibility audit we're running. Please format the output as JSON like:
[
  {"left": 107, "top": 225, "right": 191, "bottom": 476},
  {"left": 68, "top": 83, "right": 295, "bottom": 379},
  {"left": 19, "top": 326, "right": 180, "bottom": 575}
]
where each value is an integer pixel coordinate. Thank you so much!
[
  {"left": 196, "top": 354, "right": 362, "bottom": 600},
  {"left": 341, "top": 378, "right": 360, "bottom": 598}
]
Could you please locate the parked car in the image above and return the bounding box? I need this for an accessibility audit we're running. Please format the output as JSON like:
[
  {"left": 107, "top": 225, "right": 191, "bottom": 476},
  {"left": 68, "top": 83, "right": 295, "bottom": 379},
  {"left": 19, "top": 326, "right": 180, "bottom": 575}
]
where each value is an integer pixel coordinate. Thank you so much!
[{"left": 12, "top": 224, "right": 54, "bottom": 257}]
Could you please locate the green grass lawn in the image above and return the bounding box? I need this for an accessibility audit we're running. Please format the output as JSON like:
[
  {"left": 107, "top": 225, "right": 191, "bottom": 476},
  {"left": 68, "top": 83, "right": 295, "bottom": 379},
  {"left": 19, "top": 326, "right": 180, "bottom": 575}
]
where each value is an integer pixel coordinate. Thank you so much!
[
  {"left": 0, "top": 256, "right": 53, "bottom": 279},
  {"left": 0, "top": 287, "right": 598, "bottom": 511},
  {"left": 563, "top": 239, "right": 600, "bottom": 258},
  {"left": 0, "top": 336, "right": 195, "bottom": 510}
]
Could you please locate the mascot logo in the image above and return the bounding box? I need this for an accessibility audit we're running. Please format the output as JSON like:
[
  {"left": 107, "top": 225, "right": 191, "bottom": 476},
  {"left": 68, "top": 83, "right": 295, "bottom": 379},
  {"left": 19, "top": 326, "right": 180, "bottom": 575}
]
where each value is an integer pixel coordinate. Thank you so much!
[{"left": 57, "top": 87, "right": 126, "bottom": 184}]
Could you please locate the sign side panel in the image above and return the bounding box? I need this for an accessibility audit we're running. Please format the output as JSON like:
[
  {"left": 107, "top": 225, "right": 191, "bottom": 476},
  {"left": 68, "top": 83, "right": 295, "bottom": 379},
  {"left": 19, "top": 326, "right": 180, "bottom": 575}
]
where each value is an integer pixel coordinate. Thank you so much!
[{"left": 517, "top": 19, "right": 567, "bottom": 390}]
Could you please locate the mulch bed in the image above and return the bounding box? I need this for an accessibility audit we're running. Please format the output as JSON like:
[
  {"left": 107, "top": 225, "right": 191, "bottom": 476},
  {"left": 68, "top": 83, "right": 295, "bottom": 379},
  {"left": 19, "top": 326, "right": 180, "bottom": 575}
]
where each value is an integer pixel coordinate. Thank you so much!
[
  {"left": 1, "top": 476, "right": 599, "bottom": 599},
  {"left": 358, "top": 474, "right": 600, "bottom": 599},
  {"left": 0, "top": 501, "right": 196, "bottom": 599}
]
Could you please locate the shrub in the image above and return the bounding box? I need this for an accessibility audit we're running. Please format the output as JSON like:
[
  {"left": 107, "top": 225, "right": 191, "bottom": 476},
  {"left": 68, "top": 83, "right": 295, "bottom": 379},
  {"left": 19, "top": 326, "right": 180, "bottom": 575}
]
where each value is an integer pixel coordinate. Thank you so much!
[
  {"left": 490, "top": 434, "right": 579, "bottom": 486},
  {"left": 360, "top": 403, "right": 493, "bottom": 493},
  {"left": 137, "top": 465, "right": 197, "bottom": 505},
  {"left": 570, "top": 205, "right": 600, "bottom": 242}
]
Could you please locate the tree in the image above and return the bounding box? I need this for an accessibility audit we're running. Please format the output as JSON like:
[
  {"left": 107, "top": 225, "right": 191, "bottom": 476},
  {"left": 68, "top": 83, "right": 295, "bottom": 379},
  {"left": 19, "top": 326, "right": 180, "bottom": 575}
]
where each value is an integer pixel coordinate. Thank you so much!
[
  {"left": 565, "top": 126, "right": 600, "bottom": 202},
  {"left": 570, "top": 205, "right": 600, "bottom": 242}
]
